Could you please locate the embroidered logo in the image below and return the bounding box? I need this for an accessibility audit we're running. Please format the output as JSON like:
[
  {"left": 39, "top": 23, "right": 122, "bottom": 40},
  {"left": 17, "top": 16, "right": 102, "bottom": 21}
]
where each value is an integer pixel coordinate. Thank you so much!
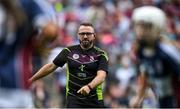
[
  {"left": 79, "top": 65, "right": 85, "bottom": 72},
  {"left": 73, "top": 54, "right": 79, "bottom": 60},
  {"left": 77, "top": 72, "right": 86, "bottom": 78}
]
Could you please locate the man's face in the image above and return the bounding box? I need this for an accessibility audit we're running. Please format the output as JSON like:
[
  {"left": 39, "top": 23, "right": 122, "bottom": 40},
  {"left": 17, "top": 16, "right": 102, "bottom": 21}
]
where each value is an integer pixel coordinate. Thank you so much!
[
  {"left": 78, "top": 25, "right": 95, "bottom": 49},
  {"left": 134, "top": 22, "right": 159, "bottom": 44}
]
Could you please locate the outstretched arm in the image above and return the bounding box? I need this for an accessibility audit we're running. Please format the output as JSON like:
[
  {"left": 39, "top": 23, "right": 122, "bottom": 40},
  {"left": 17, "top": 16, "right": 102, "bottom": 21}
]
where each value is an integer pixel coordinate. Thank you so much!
[{"left": 29, "top": 63, "right": 58, "bottom": 84}]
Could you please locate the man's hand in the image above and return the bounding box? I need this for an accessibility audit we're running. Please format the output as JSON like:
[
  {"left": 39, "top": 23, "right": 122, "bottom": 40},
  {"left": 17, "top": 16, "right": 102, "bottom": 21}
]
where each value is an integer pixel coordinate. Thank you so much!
[{"left": 77, "top": 85, "right": 91, "bottom": 95}]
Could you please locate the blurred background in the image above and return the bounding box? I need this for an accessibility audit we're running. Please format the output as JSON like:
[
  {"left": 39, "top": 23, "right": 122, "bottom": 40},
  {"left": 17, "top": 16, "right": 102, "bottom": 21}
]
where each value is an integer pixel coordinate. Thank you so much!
[{"left": 0, "top": 0, "right": 179, "bottom": 108}]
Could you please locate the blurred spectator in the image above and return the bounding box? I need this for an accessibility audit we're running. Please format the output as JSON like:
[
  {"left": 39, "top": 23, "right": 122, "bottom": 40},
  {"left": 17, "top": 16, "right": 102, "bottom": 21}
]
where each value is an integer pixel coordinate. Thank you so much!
[
  {"left": 130, "top": 6, "right": 180, "bottom": 108},
  {"left": 0, "top": 0, "right": 57, "bottom": 108}
]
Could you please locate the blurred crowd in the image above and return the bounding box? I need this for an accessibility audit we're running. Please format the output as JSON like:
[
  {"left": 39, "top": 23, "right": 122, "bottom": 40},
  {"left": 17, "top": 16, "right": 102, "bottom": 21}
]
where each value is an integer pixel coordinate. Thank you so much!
[{"left": 0, "top": 0, "right": 179, "bottom": 108}]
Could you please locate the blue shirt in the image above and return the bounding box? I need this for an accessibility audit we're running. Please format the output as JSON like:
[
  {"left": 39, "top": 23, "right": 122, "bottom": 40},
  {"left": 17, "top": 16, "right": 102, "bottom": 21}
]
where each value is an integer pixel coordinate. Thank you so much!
[
  {"left": 137, "top": 41, "right": 180, "bottom": 98},
  {"left": 0, "top": 0, "right": 45, "bottom": 89}
]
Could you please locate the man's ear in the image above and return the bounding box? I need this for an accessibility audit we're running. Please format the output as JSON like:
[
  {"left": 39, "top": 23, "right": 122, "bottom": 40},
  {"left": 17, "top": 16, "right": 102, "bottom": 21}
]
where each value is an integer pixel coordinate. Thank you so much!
[{"left": 94, "top": 33, "right": 96, "bottom": 39}]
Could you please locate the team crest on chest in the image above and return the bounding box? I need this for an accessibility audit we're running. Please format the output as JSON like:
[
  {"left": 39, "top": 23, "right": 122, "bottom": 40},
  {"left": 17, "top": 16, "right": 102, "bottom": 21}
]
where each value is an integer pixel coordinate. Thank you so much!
[{"left": 73, "top": 54, "right": 79, "bottom": 59}]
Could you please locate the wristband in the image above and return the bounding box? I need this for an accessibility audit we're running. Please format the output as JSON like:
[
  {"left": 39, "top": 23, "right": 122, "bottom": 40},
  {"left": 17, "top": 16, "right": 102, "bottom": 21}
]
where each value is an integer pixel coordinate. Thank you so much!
[{"left": 87, "top": 84, "right": 92, "bottom": 90}]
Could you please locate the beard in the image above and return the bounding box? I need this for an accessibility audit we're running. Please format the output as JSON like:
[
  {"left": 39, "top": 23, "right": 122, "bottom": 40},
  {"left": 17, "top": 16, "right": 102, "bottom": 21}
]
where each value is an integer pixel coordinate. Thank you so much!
[{"left": 79, "top": 39, "right": 94, "bottom": 49}]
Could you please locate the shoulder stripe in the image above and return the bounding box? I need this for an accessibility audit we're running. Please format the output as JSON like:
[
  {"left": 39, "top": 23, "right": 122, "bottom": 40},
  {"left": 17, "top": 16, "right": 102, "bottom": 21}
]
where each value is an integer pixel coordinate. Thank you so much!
[
  {"left": 64, "top": 48, "right": 71, "bottom": 52},
  {"left": 94, "top": 46, "right": 108, "bottom": 61},
  {"left": 101, "top": 53, "right": 108, "bottom": 61},
  {"left": 94, "top": 46, "right": 103, "bottom": 52}
]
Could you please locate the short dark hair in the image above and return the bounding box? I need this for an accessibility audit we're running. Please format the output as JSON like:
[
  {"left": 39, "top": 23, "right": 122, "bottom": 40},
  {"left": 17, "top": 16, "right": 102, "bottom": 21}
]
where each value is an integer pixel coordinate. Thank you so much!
[
  {"left": 78, "top": 22, "right": 95, "bottom": 33},
  {"left": 79, "top": 22, "right": 94, "bottom": 27}
]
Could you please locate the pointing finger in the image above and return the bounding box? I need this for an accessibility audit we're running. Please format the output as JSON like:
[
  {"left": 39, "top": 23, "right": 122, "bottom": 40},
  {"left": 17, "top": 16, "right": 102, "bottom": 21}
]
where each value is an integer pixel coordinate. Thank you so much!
[{"left": 77, "top": 88, "right": 82, "bottom": 93}]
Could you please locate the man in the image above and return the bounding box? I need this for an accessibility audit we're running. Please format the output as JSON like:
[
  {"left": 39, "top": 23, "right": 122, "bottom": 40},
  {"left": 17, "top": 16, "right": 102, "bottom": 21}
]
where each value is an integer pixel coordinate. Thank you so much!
[
  {"left": 129, "top": 6, "right": 180, "bottom": 108},
  {"left": 0, "top": 0, "right": 57, "bottom": 107},
  {"left": 29, "top": 22, "right": 108, "bottom": 108}
]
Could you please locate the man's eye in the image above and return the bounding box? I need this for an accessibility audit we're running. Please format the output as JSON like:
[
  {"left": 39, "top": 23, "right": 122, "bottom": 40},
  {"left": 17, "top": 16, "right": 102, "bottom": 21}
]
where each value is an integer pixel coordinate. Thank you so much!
[{"left": 79, "top": 33, "right": 94, "bottom": 36}]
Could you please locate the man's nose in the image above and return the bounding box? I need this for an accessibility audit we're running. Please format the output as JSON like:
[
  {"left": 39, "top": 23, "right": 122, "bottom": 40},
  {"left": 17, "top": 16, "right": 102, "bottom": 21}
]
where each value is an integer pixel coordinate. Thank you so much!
[{"left": 83, "top": 34, "right": 88, "bottom": 38}]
